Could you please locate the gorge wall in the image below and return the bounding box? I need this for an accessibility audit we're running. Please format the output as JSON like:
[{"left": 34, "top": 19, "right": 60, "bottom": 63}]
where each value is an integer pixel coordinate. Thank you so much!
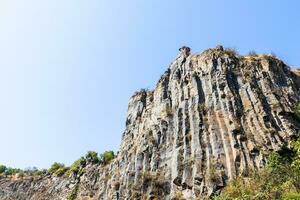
[{"left": 1, "top": 46, "right": 300, "bottom": 200}]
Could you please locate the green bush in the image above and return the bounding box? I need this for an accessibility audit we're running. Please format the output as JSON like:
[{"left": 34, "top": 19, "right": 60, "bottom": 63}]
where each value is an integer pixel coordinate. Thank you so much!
[
  {"left": 217, "top": 140, "right": 300, "bottom": 199},
  {"left": 23, "top": 167, "right": 45, "bottom": 176},
  {"left": 54, "top": 167, "right": 68, "bottom": 177},
  {"left": 5, "top": 167, "right": 22, "bottom": 175},
  {"left": 282, "top": 192, "right": 300, "bottom": 200},
  {"left": 295, "top": 102, "right": 300, "bottom": 121},
  {"left": 224, "top": 47, "right": 239, "bottom": 57},
  {"left": 67, "top": 182, "right": 79, "bottom": 200},
  {"left": 100, "top": 151, "right": 115, "bottom": 165},
  {"left": 0, "top": 165, "right": 6, "bottom": 174},
  {"left": 65, "top": 157, "right": 86, "bottom": 177},
  {"left": 267, "top": 151, "right": 283, "bottom": 170},
  {"left": 216, "top": 101, "right": 300, "bottom": 199},
  {"left": 85, "top": 151, "right": 99, "bottom": 164},
  {"left": 291, "top": 135, "right": 300, "bottom": 171},
  {"left": 48, "top": 162, "right": 65, "bottom": 174}
]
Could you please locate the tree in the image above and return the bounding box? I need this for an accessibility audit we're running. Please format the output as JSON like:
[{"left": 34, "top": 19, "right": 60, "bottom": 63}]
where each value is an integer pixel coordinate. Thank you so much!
[
  {"left": 0, "top": 165, "right": 6, "bottom": 174},
  {"left": 54, "top": 167, "right": 68, "bottom": 177},
  {"left": 85, "top": 151, "right": 99, "bottom": 164},
  {"left": 48, "top": 162, "right": 65, "bottom": 174},
  {"left": 65, "top": 157, "right": 86, "bottom": 177},
  {"left": 5, "top": 167, "right": 21, "bottom": 175},
  {"left": 100, "top": 151, "right": 115, "bottom": 165}
]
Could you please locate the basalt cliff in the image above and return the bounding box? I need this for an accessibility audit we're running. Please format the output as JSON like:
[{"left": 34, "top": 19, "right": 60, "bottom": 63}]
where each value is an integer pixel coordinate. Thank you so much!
[{"left": 1, "top": 46, "right": 300, "bottom": 200}]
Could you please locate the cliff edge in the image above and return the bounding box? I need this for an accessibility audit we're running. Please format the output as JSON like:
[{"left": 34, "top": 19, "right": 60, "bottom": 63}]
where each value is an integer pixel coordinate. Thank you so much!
[{"left": 1, "top": 46, "right": 300, "bottom": 200}]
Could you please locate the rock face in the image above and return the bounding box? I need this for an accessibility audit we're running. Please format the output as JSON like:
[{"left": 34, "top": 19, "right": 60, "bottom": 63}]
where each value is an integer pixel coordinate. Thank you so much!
[{"left": 1, "top": 46, "right": 300, "bottom": 200}]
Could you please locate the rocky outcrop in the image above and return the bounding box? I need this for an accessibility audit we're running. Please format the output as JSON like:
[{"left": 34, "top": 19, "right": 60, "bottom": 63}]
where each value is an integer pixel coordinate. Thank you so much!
[{"left": 1, "top": 46, "right": 300, "bottom": 200}]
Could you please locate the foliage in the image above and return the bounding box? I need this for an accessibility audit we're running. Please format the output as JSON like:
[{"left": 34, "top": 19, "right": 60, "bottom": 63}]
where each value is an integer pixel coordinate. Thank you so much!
[
  {"left": 266, "top": 151, "right": 283, "bottom": 170},
  {"left": 248, "top": 50, "right": 258, "bottom": 56},
  {"left": 198, "top": 103, "right": 206, "bottom": 113},
  {"left": 216, "top": 105, "right": 300, "bottom": 199},
  {"left": 270, "top": 52, "right": 277, "bottom": 58},
  {"left": 139, "top": 88, "right": 149, "bottom": 93},
  {"left": 65, "top": 157, "right": 86, "bottom": 177},
  {"left": 160, "top": 106, "right": 173, "bottom": 118},
  {"left": 5, "top": 167, "right": 22, "bottom": 176},
  {"left": 294, "top": 102, "right": 300, "bottom": 121},
  {"left": 54, "top": 167, "right": 68, "bottom": 177},
  {"left": 134, "top": 170, "right": 167, "bottom": 198},
  {"left": 24, "top": 167, "right": 46, "bottom": 176},
  {"left": 0, "top": 165, "right": 6, "bottom": 174},
  {"left": 67, "top": 182, "right": 79, "bottom": 200},
  {"left": 85, "top": 151, "right": 99, "bottom": 164},
  {"left": 100, "top": 151, "right": 115, "bottom": 165},
  {"left": 215, "top": 102, "right": 300, "bottom": 199},
  {"left": 47, "top": 162, "right": 68, "bottom": 177},
  {"left": 209, "top": 167, "right": 219, "bottom": 183},
  {"left": 282, "top": 192, "right": 300, "bottom": 200},
  {"left": 172, "top": 191, "right": 185, "bottom": 200},
  {"left": 48, "top": 162, "right": 65, "bottom": 174},
  {"left": 0, "top": 165, "right": 46, "bottom": 177}
]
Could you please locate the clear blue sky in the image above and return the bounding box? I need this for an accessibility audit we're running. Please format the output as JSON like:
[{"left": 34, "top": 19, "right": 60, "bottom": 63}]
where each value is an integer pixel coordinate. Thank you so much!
[{"left": 0, "top": 0, "right": 299, "bottom": 169}]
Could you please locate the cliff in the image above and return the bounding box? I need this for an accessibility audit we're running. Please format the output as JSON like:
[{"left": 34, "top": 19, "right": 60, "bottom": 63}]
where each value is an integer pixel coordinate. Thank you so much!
[{"left": 1, "top": 46, "right": 300, "bottom": 200}]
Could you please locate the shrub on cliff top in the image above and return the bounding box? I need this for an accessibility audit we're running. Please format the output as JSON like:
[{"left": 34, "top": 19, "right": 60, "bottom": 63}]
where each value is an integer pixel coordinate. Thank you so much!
[
  {"left": 100, "top": 151, "right": 115, "bottom": 165},
  {"left": 4, "top": 167, "right": 22, "bottom": 176},
  {"left": 224, "top": 47, "right": 239, "bottom": 57},
  {"left": 48, "top": 162, "right": 65, "bottom": 174},
  {"left": 65, "top": 157, "right": 86, "bottom": 178},
  {"left": 0, "top": 165, "right": 6, "bottom": 174},
  {"left": 67, "top": 182, "right": 79, "bottom": 200},
  {"left": 85, "top": 151, "right": 99, "bottom": 164},
  {"left": 294, "top": 102, "right": 300, "bottom": 120},
  {"left": 54, "top": 167, "right": 68, "bottom": 177}
]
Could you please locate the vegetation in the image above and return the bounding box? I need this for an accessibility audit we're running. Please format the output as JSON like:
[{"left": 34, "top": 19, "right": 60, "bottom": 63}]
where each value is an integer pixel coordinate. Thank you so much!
[
  {"left": 198, "top": 103, "right": 206, "bottom": 113},
  {"left": 214, "top": 102, "right": 300, "bottom": 200},
  {"left": 131, "top": 171, "right": 168, "bottom": 199},
  {"left": 294, "top": 102, "right": 300, "bottom": 121},
  {"left": 172, "top": 191, "right": 185, "bottom": 200},
  {"left": 100, "top": 151, "right": 115, "bottom": 165},
  {"left": 0, "top": 165, "right": 46, "bottom": 177},
  {"left": 54, "top": 166, "right": 68, "bottom": 177},
  {"left": 248, "top": 50, "right": 258, "bottom": 56},
  {"left": 65, "top": 157, "right": 86, "bottom": 177},
  {"left": 0, "top": 150, "right": 115, "bottom": 180},
  {"left": 85, "top": 151, "right": 100, "bottom": 164},
  {"left": 47, "top": 162, "right": 69, "bottom": 177},
  {"left": 48, "top": 162, "right": 64, "bottom": 173},
  {"left": 224, "top": 47, "right": 239, "bottom": 57},
  {"left": 23, "top": 167, "right": 47, "bottom": 176},
  {"left": 47, "top": 150, "right": 115, "bottom": 178},
  {"left": 0, "top": 165, "right": 7, "bottom": 174},
  {"left": 67, "top": 182, "right": 79, "bottom": 200}
]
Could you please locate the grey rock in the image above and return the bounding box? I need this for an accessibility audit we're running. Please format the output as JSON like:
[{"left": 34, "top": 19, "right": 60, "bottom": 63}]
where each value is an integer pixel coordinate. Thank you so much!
[{"left": 1, "top": 47, "right": 300, "bottom": 199}]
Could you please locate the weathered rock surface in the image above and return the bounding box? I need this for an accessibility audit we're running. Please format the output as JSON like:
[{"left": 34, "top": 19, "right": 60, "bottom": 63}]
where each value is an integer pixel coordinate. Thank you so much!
[{"left": 1, "top": 46, "right": 300, "bottom": 200}]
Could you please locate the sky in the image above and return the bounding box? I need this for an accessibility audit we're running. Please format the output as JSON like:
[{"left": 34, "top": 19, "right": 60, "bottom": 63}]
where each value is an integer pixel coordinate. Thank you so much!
[{"left": 0, "top": 0, "right": 299, "bottom": 169}]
